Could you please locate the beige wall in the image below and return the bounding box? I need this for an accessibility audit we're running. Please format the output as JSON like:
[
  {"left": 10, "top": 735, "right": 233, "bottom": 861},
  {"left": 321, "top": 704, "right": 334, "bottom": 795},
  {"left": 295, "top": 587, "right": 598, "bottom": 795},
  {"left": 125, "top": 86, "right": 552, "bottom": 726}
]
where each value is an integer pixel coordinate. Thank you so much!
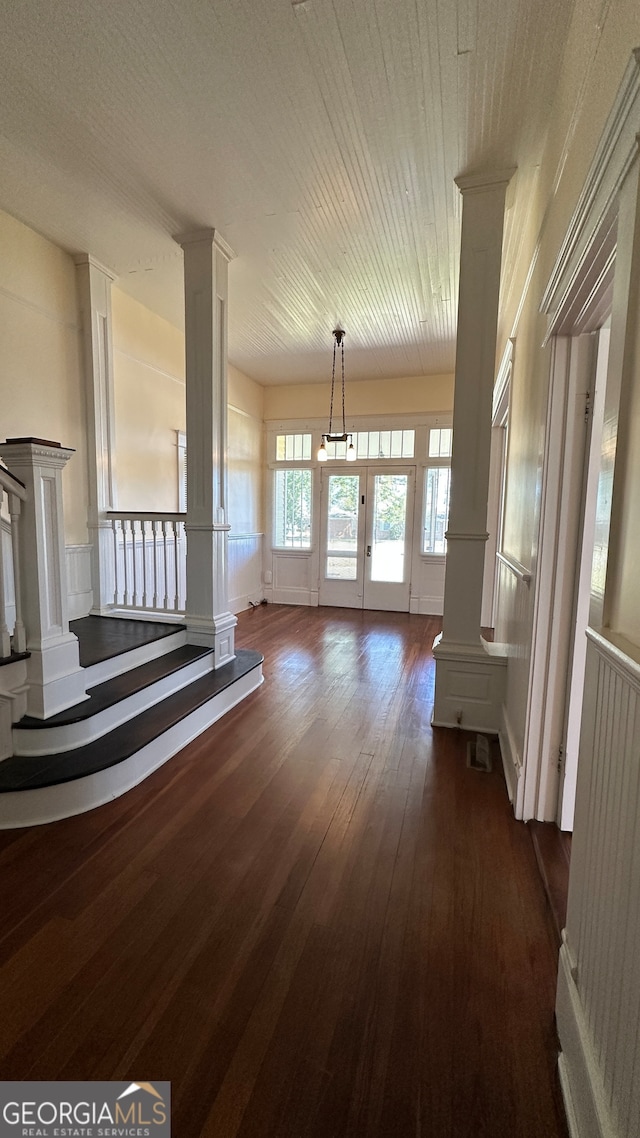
[
  {"left": 264, "top": 372, "right": 453, "bottom": 421},
  {"left": 112, "top": 300, "right": 265, "bottom": 534},
  {"left": 0, "top": 209, "right": 88, "bottom": 544},
  {"left": 112, "top": 288, "right": 186, "bottom": 512},
  {"left": 495, "top": 0, "right": 640, "bottom": 759},
  {"left": 228, "top": 365, "right": 264, "bottom": 535}
]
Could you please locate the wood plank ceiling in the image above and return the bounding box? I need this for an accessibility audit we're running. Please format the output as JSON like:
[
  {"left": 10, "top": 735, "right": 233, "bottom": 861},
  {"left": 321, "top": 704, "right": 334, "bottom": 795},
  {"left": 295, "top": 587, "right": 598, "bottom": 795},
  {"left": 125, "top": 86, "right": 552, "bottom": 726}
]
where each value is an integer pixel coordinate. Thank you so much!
[{"left": 0, "top": 0, "right": 576, "bottom": 384}]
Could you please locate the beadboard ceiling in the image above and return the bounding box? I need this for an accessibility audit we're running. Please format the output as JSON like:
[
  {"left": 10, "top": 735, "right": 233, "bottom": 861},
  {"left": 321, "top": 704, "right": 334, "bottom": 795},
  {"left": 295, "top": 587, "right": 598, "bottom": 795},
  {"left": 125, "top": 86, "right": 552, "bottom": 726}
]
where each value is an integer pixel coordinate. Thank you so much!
[{"left": 0, "top": 0, "right": 575, "bottom": 384}]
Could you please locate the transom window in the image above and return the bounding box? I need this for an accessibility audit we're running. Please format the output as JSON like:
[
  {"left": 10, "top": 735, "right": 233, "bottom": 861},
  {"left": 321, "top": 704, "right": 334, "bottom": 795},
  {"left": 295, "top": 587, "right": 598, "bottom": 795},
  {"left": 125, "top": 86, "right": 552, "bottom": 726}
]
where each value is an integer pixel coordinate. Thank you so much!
[
  {"left": 276, "top": 433, "right": 312, "bottom": 461},
  {"left": 322, "top": 429, "right": 415, "bottom": 461},
  {"left": 428, "top": 427, "right": 452, "bottom": 458}
]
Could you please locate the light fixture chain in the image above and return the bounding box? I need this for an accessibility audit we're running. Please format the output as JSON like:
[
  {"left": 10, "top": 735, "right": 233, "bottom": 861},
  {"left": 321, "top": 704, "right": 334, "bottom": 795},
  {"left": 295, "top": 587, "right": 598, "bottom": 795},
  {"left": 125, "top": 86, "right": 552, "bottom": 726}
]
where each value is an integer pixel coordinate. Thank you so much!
[
  {"left": 341, "top": 336, "right": 346, "bottom": 434},
  {"left": 329, "top": 338, "right": 336, "bottom": 435}
]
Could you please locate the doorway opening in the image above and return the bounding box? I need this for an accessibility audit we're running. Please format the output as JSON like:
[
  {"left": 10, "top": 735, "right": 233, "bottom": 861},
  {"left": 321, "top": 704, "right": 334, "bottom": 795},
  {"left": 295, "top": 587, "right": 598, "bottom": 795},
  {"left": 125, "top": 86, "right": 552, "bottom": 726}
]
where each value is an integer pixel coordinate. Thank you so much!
[{"left": 319, "top": 466, "right": 415, "bottom": 611}]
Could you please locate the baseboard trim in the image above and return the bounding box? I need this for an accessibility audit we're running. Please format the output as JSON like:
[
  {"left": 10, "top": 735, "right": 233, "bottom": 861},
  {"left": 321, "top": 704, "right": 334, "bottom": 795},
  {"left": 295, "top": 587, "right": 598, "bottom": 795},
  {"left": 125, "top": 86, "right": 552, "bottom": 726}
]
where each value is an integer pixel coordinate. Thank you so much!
[
  {"left": 556, "top": 939, "right": 613, "bottom": 1138},
  {"left": 409, "top": 595, "right": 444, "bottom": 615},
  {"left": 499, "top": 701, "right": 521, "bottom": 806}
]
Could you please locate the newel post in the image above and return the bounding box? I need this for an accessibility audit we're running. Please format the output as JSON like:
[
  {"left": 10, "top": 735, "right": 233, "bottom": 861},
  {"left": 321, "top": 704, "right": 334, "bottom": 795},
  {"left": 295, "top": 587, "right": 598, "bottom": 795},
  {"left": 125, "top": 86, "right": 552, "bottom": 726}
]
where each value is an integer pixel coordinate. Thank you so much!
[{"left": 0, "top": 439, "right": 88, "bottom": 718}]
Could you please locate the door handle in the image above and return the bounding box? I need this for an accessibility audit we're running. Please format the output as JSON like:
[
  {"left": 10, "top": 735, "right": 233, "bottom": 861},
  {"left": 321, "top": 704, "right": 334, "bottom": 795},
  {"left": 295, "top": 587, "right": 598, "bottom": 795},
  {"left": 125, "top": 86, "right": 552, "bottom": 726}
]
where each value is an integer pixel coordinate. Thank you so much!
[{"left": 366, "top": 545, "right": 371, "bottom": 557}]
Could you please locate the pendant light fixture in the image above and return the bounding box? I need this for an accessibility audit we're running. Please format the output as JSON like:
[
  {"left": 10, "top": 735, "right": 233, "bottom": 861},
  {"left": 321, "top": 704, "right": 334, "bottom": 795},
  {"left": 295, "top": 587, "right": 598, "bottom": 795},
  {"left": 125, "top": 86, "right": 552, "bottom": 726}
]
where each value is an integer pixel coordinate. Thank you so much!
[{"left": 317, "top": 328, "right": 356, "bottom": 462}]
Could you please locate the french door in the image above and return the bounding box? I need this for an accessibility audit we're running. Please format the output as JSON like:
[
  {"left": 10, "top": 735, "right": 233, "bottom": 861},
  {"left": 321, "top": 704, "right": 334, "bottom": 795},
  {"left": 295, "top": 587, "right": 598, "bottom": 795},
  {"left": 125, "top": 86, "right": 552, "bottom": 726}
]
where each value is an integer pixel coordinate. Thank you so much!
[{"left": 319, "top": 467, "right": 414, "bottom": 611}]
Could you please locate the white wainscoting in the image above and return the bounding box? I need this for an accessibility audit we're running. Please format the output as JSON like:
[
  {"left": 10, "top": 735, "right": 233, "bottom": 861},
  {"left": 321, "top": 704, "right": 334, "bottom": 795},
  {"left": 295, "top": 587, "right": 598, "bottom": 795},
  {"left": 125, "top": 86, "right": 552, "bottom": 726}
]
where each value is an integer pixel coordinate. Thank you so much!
[
  {"left": 66, "top": 544, "right": 93, "bottom": 620},
  {"left": 228, "top": 533, "right": 264, "bottom": 613},
  {"left": 409, "top": 555, "right": 446, "bottom": 615},
  {"left": 267, "top": 551, "right": 318, "bottom": 607},
  {"left": 557, "top": 628, "right": 640, "bottom": 1138},
  {"left": 2, "top": 531, "right": 93, "bottom": 626},
  {"left": 494, "top": 552, "right": 532, "bottom": 810}
]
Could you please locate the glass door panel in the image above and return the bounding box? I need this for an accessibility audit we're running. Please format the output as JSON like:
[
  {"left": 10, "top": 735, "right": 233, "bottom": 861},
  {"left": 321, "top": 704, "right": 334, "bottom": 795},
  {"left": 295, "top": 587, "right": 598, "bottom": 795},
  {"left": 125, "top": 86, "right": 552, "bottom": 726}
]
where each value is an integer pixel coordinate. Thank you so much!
[
  {"left": 319, "top": 470, "right": 365, "bottom": 608},
  {"left": 370, "top": 474, "right": 409, "bottom": 583},
  {"left": 325, "top": 474, "right": 360, "bottom": 580},
  {"left": 363, "top": 469, "right": 414, "bottom": 611}
]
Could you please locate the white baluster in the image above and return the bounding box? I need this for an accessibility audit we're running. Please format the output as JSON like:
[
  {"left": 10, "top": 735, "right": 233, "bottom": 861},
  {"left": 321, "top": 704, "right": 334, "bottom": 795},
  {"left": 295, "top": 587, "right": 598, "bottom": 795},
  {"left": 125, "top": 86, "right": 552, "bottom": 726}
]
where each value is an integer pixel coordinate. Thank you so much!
[
  {"left": 141, "top": 519, "right": 148, "bottom": 608},
  {"left": 172, "top": 520, "right": 179, "bottom": 611},
  {"left": 123, "top": 520, "right": 130, "bottom": 607},
  {"left": 9, "top": 493, "right": 26, "bottom": 654},
  {"left": 0, "top": 490, "right": 10, "bottom": 658},
  {"left": 131, "top": 519, "right": 139, "bottom": 608},
  {"left": 111, "top": 518, "right": 119, "bottom": 605},
  {"left": 162, "top": 521, "right": 169, "bottom": 610},
  {"left": 152, "top": 520, "right": 159, "bottom": 609},
  {"left": 178, "top": 521, "right": 186, "bottom": 610}
]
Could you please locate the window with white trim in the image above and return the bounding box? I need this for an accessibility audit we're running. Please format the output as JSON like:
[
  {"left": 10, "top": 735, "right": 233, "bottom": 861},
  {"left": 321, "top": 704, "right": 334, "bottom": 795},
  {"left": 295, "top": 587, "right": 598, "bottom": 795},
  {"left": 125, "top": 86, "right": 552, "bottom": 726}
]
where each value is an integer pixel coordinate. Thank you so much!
[
  {"left": 423, "top": 427, "right": 452, "bottom": 554},
  {"left": 274, "top": 468, "right": 312, "bottom": 548}
]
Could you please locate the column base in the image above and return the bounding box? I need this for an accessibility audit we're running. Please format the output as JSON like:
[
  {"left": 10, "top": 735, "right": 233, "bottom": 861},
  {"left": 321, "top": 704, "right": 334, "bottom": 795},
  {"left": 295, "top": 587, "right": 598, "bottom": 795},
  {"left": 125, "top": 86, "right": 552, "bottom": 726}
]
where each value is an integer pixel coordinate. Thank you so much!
[
  {"left": 25, "top": 633, "right": 89, "bottom": 719},
  {"left": 186, "top": 611, "right": 237, "bottom": 668},
  {"left": 432, "top": 637, "right": 507, "bottom": 733}
]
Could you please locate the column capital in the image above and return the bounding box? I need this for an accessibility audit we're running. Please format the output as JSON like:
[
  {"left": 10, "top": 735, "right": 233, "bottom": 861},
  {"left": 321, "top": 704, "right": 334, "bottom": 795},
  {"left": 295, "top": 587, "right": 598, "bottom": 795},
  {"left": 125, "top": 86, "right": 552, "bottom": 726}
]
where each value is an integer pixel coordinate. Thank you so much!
[
  {"left": 73, "top": 253, "right": 117, "bottom": 281},
  {"left": 174, "top": 228, "right": 236, "bottom": 262},
  {"left": 0, "top": 439, "right": 75, "bottom": 471},
  {"left": 454, "top": 168, "right": 516, "bottom": 195}
]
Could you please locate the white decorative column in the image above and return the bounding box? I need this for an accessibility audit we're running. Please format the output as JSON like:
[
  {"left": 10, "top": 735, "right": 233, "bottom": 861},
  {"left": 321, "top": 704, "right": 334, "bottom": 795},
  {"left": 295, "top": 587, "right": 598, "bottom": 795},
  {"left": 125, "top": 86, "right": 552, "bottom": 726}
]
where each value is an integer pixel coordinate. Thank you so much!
[
  {"left": 433, "top": 170, "right": 514, "bottom": 731},
  {"left": 74, "top": 254, "right": 117, "bottom": 614},
  {"left": 176, "top": 229, "right": 236, "bottom": 667},
  {"left": 0, "top": 439, "right": 88, "bottom": 718}
]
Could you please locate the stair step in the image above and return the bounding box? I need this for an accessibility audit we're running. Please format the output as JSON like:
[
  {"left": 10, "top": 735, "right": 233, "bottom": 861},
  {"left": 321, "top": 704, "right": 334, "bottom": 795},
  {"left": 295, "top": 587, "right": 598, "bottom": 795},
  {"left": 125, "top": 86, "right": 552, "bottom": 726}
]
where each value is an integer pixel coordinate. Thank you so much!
[
  {"left": 16, "top": 645, "right": 214, "bottom": 728},
  {"left": 0, "top": 648, "right": 263, "bottom": 793},
  {"left": 12, "top": 646, "right": 216, "bottom": 755},
  {"left": 71, "top": 614, "right": 186, "bottom": 668}
]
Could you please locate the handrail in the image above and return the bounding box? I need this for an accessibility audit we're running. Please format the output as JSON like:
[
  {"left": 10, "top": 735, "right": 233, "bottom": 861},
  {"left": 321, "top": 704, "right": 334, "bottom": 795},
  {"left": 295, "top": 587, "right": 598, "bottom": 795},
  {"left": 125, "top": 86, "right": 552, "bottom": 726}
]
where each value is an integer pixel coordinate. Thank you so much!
[
  {"left": 107, "top": 510, "right": 185, "bottom": 522},
  {"left": 0, "top": 481, "right": 27, "bottom": 657},
  {"left": 496, "top": 550, "right": 532, "bottom": 586},
  {"left": 0, "top": 466, "right": 27, "bottom": 501}
]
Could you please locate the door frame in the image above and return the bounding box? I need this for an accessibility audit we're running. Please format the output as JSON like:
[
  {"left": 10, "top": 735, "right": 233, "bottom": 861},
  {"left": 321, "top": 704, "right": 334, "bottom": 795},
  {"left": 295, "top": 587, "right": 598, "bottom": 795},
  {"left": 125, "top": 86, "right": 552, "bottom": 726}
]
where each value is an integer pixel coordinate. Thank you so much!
[
  {"left": 318, "top": 464, "right": 416, "bottom": 612},
  {"left": 519, "top": 212, "right": 618, "bottom": 823}
]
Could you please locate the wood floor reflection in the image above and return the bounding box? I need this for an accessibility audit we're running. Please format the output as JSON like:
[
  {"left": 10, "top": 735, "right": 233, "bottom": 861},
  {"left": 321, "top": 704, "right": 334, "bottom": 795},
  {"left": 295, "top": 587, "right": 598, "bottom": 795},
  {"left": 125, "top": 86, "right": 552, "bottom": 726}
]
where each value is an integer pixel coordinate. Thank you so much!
[{"left": 0, "top": 605, "right": 567, "bottom": 1138}]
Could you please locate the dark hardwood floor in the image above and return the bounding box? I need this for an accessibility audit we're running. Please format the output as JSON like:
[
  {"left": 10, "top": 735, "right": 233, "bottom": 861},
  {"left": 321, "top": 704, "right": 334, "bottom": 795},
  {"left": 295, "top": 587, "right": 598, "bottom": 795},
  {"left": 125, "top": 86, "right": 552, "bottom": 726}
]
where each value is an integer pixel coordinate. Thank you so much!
[
  {"left": 0, "top": 605, "right": 568, "bottom": 1138},
  {"left": 529, "top": 820, "right": 572, "bottom": 942}
]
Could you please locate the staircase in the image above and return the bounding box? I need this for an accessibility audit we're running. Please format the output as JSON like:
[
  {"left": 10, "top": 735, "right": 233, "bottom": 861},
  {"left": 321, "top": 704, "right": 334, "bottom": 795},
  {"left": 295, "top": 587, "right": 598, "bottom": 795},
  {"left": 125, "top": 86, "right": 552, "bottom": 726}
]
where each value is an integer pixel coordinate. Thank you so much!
[{"left": 0, "top": 615, "right": 263, "bottom": 828}]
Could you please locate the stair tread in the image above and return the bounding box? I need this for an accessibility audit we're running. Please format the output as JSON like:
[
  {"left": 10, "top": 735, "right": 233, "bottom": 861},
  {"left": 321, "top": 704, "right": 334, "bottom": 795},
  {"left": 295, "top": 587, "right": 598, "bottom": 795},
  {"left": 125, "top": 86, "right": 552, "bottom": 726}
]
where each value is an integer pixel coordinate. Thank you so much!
[
  {"left": 70, "top": 614, "right": 185, "bottom": 669},
  {"left": 15, "top": 645, "right": 214, "bottom": 729},
  {"left": 0, "top": 649, "right": 263, "bottom": 792}
]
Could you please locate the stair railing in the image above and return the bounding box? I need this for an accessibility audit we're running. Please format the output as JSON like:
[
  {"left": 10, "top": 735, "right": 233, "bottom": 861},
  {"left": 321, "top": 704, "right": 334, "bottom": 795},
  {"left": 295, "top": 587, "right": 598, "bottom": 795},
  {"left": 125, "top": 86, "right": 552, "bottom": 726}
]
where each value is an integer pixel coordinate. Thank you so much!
[
  {"left": 0, "top": 466, "right": 28, "bottom": 658},
  {"left": 107, "top": 512, "right": 186, "bottom": 616}
]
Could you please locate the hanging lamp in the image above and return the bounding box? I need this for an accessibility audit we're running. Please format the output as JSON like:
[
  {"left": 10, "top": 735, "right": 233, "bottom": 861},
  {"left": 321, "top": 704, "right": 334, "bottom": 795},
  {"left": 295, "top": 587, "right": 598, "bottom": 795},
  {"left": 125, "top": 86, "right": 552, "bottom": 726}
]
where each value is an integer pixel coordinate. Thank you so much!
[{"left": 317, "top": 329, "right": 356, "bottom": 461}]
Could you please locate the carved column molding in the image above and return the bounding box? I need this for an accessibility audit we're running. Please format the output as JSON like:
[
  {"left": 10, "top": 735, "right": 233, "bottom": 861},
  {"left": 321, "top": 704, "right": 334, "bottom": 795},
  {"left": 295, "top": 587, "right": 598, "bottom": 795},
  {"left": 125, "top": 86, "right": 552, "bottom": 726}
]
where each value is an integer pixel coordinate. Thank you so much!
[
  {"left": 74, "top": 254, "right": 117, "bottom": 615},
  {"left": 176, "top": 228, "right": 237, "bottom": 667},
  {"left": 0, "top": 439, "right": 88, "bottom": 718},
  {"left": 433, "top": 170, "right": 514, "bottom": 731}
]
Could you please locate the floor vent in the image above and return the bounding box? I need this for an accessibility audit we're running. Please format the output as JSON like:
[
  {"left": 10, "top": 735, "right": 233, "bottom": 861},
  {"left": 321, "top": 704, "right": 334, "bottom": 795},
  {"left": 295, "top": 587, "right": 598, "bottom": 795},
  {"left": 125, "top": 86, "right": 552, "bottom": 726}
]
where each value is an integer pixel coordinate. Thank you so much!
[{"left": 467, "top": 733, "right": 492, "bottom": 772}]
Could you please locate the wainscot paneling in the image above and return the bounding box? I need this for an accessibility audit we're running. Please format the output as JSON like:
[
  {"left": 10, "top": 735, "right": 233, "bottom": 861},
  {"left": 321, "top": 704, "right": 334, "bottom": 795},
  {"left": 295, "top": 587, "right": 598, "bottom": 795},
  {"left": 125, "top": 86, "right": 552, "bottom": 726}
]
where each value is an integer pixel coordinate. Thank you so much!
[
  {"left": 65, "top": 544, "right": 93, "bottom": 620},
  {"left": 269, "top": 551, "right": 317, "bottom": 607},
  {"left": 494, "top": 553, "right": 532, "bottom": 811},
  {"left": 228, "top": 532, "right": 264, "bottom": 613},
  {"left": 557, "top": 628, "right": 640, "bottom": 1138}
]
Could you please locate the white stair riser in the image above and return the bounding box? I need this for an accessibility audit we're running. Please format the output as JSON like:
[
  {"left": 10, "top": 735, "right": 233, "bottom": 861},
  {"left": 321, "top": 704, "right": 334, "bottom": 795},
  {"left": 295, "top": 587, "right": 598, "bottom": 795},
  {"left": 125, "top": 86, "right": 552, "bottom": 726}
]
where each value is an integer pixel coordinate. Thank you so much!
[
  {"left": 0, "top": 666, "right": 263, "bottom": 828},
  {"left": 83, "top": 629, "right": 187, "bottom": 687},
  {"left": 13, "top": 653, "right": 215, "bottom": 756}
]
